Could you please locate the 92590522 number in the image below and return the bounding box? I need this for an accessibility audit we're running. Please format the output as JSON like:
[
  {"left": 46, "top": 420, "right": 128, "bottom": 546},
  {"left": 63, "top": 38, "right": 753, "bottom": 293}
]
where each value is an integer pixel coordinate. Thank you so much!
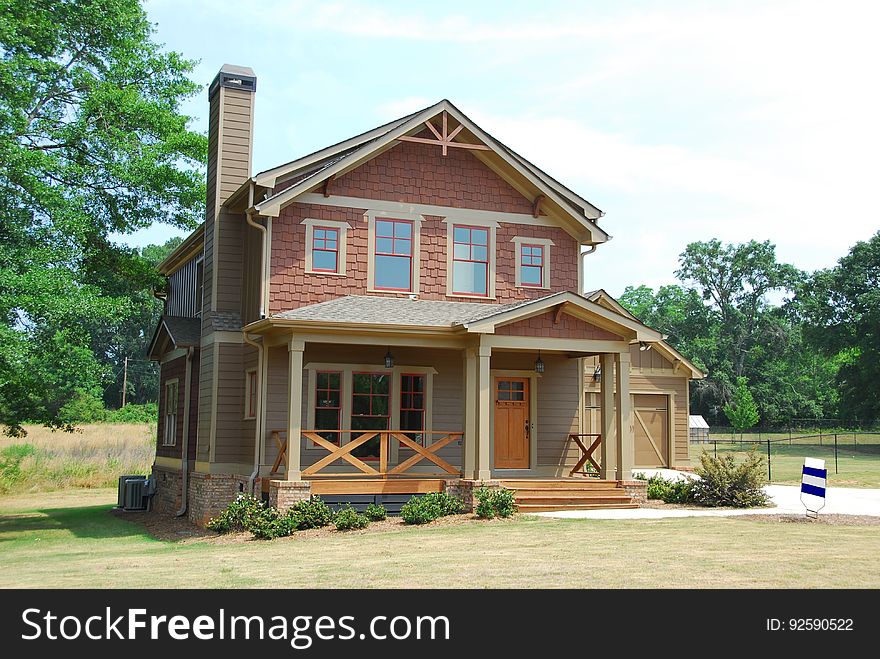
[{"left": 790, "top": 619, "right": 853, "bottom": 631}]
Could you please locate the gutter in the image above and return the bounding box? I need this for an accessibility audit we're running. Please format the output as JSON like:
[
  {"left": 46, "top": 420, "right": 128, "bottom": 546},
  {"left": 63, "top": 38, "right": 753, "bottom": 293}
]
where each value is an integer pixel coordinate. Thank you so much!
[
  {"left": 243, "top": 333, "right": 265, "bottom": 494},
  {"left": 175, "top": 346, "right": 196, "bottom": 517}
]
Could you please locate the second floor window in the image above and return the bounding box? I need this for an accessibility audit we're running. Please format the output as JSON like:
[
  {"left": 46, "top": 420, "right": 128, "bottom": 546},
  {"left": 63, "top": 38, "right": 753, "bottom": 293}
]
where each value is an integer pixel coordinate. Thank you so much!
[
  {"left": 520, "top": 244, "right": 544, "bottom": 287},
  {"left": 452, "top": 225, "right": 489, "bottom": 296},
  {"left": 374, "top": 218, "right": 413, "bottom": 291},
  {"left": 311, "top": 227, "right": 339, "bottom": 272}
]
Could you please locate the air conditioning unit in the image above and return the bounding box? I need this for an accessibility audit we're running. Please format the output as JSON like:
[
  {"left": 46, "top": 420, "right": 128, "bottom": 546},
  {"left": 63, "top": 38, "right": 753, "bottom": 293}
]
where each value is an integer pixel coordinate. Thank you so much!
[{"left": 117, "top": 475, "right": 149, "bottom": 511}]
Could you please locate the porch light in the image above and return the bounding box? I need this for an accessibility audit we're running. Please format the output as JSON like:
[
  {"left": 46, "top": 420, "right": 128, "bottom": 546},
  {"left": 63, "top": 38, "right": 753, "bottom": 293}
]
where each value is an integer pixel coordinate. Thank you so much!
[
  {"left": 593, "top": 365, "right": 601, "bottom": 382},
  {"left": 534, "top": 352, "right": 545, "bottom": 374},
  {"left": 384, "top": 348, "right": 394, "bottom": 369},
  {"left": 639, "top": 341, "right": 652, "bottom": 352}
]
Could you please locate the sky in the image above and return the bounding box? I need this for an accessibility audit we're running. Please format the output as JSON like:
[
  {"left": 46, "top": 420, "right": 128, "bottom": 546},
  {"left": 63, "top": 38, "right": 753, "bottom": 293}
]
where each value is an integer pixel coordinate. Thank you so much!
[{"left": 134, "top": 0, "right": 880, "bottom": 296}]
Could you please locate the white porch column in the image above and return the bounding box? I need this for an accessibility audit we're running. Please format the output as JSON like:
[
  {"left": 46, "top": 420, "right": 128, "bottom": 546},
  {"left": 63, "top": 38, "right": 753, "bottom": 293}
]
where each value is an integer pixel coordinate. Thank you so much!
[
  {"left": 476, "top": 344, "right": 492, "bottom": 481},
  {"left": 463, "top": 347, "right": 478, "bottom": 480},
  {"left": 286, "top": 337, "right": 305, "bottom": 481},
  {"left": 614, "top": 350, "right": 634, "bottom": 480},
  {"left": 599, "top": 353, "right": 617, "bottom": 480}
]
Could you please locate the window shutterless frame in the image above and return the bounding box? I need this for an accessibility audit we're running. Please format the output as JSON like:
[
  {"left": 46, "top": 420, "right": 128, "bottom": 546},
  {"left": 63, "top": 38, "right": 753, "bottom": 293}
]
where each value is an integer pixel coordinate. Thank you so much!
[
  {"left": 451, "top": 224, "right": 490, "bottom": 296},
  {"left": 163, "top": 379, "right": 179, "bottom": 446},
  {"left": 519, "top": 243, "right": 544, "bottom": 287},
  {"left": 311, "top": 226, "right": 339, "bottom": 273},
  {"left": 313, "top": 370, "right": 342, "bottom": 446},
  {"left": 244, "top": 369, "right": 258, "bottom": 420},
  {"left": 373, "top": 218, "right": 414, "bottom": 291}
]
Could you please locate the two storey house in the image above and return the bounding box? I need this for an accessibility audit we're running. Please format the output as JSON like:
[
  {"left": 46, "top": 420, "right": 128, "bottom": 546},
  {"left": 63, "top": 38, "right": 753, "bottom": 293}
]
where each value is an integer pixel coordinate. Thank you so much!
[{"left": 148, "top": 65, "right": 703, "bottom": 524}]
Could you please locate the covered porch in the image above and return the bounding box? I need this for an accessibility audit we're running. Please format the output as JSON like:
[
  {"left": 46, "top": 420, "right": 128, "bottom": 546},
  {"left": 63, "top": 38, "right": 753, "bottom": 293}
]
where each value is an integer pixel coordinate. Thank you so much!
[{"left": 242, "top": 293, "right": 661, "bottom": 507}]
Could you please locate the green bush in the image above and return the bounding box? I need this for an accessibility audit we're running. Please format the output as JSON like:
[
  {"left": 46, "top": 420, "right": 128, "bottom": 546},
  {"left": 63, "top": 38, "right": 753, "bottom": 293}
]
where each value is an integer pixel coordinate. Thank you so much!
[
  {"left": 248, "top": 506, "right": 298, "bottom": 540},
  {"left": 474, "top": 486, "right": 517, "bottom": 519},
  {"left": 364, "top": 502, "right": 387, "bottom": 521},
  {"left": 646, "top": 475, "right": 694, "bottom": 504},
  {"left": 206, "top": 494, "right": 265, "bottom": 533},
  {"left": 107, "top": 403, "right": 158, "bottom": 424},
  {"left": 57, "top": 392, "right": 107, "bottom": 425},
  {"left": 334, "top": 505, "right": 370, "bottom": 531},
  {"left": 691, "top": 450, "right": 769, "bottom": 508},
  {"left": 288, "top": 496, "right": 333, "bottom": 530},
  {"left": 400, "top": 491, "right": 463, "bottom": 525}
]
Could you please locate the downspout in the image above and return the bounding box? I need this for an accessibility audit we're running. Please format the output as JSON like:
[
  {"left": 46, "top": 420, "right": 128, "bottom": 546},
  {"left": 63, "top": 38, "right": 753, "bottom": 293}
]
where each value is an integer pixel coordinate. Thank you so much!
[
  {"left": 580, "top": 244, "right": 597, "bottom": 294},
  {"left": 243, "top": 333, "right": 264, "bottom": 494},
  {"left": 175, "top": 346, "right": 195, "bottom": 517},
  {"left": 245, "top": 182, "right": 268, "bottom": 319}
]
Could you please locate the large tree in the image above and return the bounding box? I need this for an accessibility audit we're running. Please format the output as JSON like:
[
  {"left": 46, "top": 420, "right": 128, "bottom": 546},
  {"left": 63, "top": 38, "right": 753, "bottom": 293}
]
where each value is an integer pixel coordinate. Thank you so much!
[
  {"left": 799, "top": 231, "right": 880, "bottom": 422},
  {"left": 0, "top": 0, "right": 206, "bottom": 435}
]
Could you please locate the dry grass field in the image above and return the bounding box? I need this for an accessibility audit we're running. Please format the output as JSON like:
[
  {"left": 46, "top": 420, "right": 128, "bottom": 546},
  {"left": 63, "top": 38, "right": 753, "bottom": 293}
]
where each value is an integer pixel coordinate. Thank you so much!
[
  {"left": 0, "top": 423, "right": 155, "bottom": 494},
  {"left": 1, "top": 489, "right": 879, "bottom": 588}
]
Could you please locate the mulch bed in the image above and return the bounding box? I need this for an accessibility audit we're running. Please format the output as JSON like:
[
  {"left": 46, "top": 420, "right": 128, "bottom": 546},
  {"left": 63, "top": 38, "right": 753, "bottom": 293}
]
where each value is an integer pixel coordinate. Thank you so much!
[{"left": 110, "top": 508, "right": 519, "bottom": 544}]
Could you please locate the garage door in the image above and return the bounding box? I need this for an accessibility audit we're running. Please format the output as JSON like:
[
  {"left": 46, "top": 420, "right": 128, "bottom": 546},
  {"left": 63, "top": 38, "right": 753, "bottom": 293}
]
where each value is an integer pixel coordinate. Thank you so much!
[{"left": 633, "top": 394, "right": 668, "bottom": 467}]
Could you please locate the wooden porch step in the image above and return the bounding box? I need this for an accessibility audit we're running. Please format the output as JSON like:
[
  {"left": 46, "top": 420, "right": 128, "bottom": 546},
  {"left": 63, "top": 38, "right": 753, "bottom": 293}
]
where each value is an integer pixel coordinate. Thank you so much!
[
  {"left": 517, "top": 503, "right": 640, "bottom": 513},
  {"left": 501, "top": 479, "right": 620, "bottom": 490}
]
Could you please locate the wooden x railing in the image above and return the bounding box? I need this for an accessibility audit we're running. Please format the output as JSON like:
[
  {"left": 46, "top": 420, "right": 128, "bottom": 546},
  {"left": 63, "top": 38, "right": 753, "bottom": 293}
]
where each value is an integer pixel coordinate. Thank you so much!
[
  {"left": 569, "top": 433, "right": 602, "bottom": 477},
  {"left": 270, "top": 430, "right": 463, "bottom": 478}
]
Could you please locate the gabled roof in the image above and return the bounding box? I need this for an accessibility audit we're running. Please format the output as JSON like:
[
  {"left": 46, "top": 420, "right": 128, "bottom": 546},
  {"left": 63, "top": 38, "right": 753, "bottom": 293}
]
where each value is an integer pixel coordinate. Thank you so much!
[
  {"left": 585, "top": 289, "right": 706, "bottom": 379},
  {"left": 250, "top": 100, "right": 609, "bottom": 244},
  {"left": 250, "top": 291, "right": 662, "bottom": 343},
  {"left": 147, "top": 316, "right": 201, "bottom": 360}
]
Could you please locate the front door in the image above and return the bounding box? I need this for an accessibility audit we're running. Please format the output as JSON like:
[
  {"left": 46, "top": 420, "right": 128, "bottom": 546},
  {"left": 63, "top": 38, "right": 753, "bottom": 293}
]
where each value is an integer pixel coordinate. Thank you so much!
[{"left": 494, "top": 377, "right": 530, "bottom": 469}]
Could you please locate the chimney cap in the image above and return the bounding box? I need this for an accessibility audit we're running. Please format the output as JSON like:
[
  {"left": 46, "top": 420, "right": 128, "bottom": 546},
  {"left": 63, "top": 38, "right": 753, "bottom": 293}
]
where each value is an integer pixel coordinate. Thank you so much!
[{"left": 209, "top": 64, "right": 256, "bottom": 97}]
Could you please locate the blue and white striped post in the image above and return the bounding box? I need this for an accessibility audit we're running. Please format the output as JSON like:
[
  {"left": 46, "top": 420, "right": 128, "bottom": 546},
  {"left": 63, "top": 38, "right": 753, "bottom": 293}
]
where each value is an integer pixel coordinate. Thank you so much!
[{"left": 800, "top": 457, "right": 827, "bottom": 518}]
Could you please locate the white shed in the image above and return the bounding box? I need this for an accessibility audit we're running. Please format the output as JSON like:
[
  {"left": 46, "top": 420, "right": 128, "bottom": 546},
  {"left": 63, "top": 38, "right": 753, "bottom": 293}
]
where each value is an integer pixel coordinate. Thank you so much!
[{"left": 689, "top": 415, "right": 710, "bottom": 443}]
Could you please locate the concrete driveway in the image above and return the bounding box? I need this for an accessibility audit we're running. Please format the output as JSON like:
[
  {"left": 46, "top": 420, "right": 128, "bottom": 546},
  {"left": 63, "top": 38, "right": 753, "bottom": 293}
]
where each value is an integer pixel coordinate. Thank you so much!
[{"left": 534, "top": 484, "right": 880, "bottom": 520}]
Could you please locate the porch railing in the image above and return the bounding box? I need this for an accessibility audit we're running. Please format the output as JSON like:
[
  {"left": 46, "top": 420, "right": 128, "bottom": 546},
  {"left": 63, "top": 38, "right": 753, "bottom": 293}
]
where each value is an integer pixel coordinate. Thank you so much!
[
  {"left": 290, "top": 430, "right": 463, "bottom": 478},
  {"left": 569, "top": 433, "right": 602, "bottom": 477}
]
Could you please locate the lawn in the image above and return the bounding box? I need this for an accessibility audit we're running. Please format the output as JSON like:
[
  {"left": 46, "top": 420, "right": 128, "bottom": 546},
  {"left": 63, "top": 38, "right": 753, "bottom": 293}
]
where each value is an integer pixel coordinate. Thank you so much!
[
  {"left": 2, "top": 489, "right": 879, "bottom": 588},
  {"left": 690, "top": 434, "right": 880, "bottom": 488}
]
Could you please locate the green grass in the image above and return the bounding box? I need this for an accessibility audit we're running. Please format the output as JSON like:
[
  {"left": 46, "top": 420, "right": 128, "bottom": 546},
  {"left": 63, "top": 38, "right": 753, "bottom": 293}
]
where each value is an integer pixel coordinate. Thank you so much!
[
  {"left": 1, "top": 489, "right": 879, "bottom": 588},
  {"left": 691, "top": 439, "right": 880, "bottom": 488}
]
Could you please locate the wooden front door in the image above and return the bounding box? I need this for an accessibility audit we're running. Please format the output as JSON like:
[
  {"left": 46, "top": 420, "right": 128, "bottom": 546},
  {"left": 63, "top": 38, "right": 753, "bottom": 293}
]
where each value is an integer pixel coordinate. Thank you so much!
[{"left": 494, "top": 377, "right": 530, "bottom": 469}]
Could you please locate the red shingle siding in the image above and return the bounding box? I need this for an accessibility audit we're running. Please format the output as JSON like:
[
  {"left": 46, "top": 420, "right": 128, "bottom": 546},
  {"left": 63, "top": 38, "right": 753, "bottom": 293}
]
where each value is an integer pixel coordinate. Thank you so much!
[
  {"left": 495, "top": 312, "right": 622, "bottom": 340},
  {"left": 330, "top": 138, "right": 534, "bottom": 213},
  {"left": 268, "top": 140, "right": 580, "bottom": 313}
]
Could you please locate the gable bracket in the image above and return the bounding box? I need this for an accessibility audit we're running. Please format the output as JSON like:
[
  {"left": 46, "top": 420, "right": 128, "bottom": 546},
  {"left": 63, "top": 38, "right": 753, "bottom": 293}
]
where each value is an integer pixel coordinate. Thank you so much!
[
  {"left": 322, "top": 173, "right": 336, "bottom": 198},
  {"left": 553, "top": 302, "right": 569, "bottom": 324},
  {"left": 397, "top": 110, "right": 490, "bottom": 156},
  {"left": 532, "top": 194, "right": 545, "bottom": 219}
]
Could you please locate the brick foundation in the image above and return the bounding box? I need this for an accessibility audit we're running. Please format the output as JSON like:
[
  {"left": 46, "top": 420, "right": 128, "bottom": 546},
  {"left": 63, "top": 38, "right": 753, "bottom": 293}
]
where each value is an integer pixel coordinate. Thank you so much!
[
  {"left": 620, "top": 479, "right": 648, "bottom": 505},
  {"left": 186, "top": 472, "right": 251, "bottom": 526},
  {"left": 150, "top": 466, "right": 184, "bottom": 514},
  {"left": 445, "top": 479, "right": 504, "bottom": 512},
  {"left": 269, "top": 480, "right": 312, "bottom": 513}
]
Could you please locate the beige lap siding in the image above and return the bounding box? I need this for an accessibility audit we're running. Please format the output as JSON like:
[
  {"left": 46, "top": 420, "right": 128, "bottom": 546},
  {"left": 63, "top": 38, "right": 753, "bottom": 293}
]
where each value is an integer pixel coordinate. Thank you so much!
[
  {"left": 260, "top": 344, "right": 463, "bottom": 473},
  {"left": 156, "top": 356, "right": 186, "bottom": 459},
  {"left": 196, "top": 343, "right": 214, "bottom": 462},
  {"left": 213, "top": 341, "right": 253, "bottom": 465}
]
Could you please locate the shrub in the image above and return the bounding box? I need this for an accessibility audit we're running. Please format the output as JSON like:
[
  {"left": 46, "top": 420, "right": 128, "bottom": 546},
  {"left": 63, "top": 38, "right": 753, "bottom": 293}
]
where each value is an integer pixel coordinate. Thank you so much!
[
  {"left": 646, "top": 475, "right": 693, "bottom": 504},
  {"left": 107, "top": 403, "right": 158, "bottom": 424},
  {"left": 691, "top": 450, "right": 769, "bottom": 508},
  {"left": 206, "top": 494, "right": 265, "bottom": 533},
  {"left": 334, "top": 505, "right": 370, "bottom": 531},
  {"left": 400, "top": 491, "right": 463, "bottom": 525},
  {"left": 474, "top": 486, "right": 517, "bottom": 519},
  {"left": 288, "top": 496, "right": 333, "bottom": 530},
  {"left": 364, "top": 502, "right": 387, "bottom": 521},
  {"left": 57, "top": 392, "right": 107, "bottom": 425},
  {"left": 249, "top": 506, "right": 298, "bottom": 540}
]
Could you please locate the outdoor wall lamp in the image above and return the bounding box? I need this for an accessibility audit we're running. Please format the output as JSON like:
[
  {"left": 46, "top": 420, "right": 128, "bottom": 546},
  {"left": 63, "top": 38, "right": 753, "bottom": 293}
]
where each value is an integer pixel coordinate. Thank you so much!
[
  {"left": 534, "top": 352, "right": 545, "bottom": 374},
  {"left": 593, "top": 365, "right": 602, "bottom": 382},
  {"left": 639, "top": 341, "right": 652, "bottom": 352},
  {"left": 384, "top": 348, "right": 395, "bottom": 369}
]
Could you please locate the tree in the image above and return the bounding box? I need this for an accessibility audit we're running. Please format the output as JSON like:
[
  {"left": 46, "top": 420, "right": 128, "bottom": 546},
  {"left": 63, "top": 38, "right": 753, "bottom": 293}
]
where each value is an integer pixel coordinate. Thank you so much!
[
  {"left": 0, "top": 0, "right": 205, "bottom": 435},
  {"left": 723, "top": 377, "right": 759, "bottom": 437},
  {"left": 799, "top": 231, "right": 880, "bottom": 422}
]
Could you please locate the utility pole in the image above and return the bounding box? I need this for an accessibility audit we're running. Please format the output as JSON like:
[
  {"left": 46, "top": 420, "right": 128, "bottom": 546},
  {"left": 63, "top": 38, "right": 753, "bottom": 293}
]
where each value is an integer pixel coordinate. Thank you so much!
[{"left": 121, "top": 356, "right": 129, "bottom": 407}]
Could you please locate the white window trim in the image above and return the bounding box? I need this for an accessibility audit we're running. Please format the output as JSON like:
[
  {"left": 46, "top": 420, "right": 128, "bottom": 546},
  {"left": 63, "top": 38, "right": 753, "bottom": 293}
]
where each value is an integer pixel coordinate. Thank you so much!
[
  {"left": 444, "top": 218, "right": 497, "bottom": 299},
  {"left": 364, "top": 210, "right": 423, "bottom": 294},
  {"left": 304, "top": 364, "right": 437, "bottom": 458},
  {"left": 301, "top": 218, "right": 350, "bottom": 276},
  {"left": 511, "top": 236, "right": 554, "bottom": 289},
  {"left": 163, "top": 378, "right": 179, "bottom": 447},
  {"left": 244, "top": 368, "right": 258, "bottom": 420}
]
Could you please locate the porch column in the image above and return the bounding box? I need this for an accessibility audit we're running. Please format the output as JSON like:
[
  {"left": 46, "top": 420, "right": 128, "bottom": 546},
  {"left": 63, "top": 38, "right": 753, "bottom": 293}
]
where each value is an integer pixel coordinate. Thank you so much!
[
  {"left": 286, "top": 337, "right": 305, "bottom": 481},
  {"left": 599, "top": 353, "right": 617, "bottom": 480},
  {"left": 476, "top": 344, "right": 492, "bottom": 481},
  {"left": 463, "top": 347, "right": 478, "bottom": 479},
  {"left": 614, "top": 350, "right": 634, "bottom": 480}
]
